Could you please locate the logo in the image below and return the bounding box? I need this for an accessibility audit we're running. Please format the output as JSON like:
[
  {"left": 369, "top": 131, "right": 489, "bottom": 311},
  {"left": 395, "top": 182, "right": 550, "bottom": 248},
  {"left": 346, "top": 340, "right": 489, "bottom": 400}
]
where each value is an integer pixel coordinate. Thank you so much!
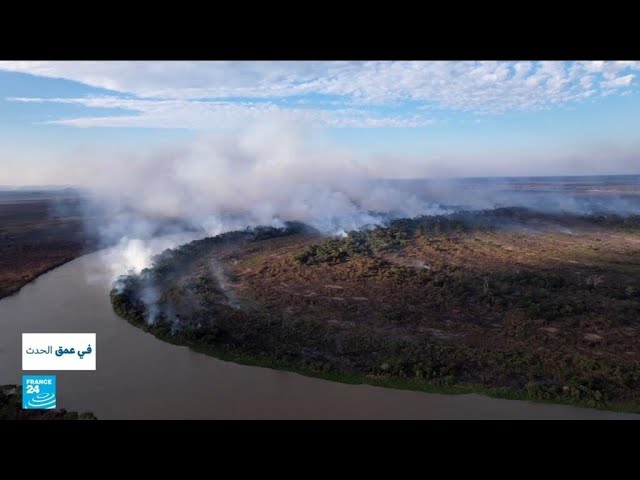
[
  {"left": 22, "top": 333, "right": 96, "bottom": 371},
  {"left": 22, "top": 375, "right": 57, "bottom": 410}
]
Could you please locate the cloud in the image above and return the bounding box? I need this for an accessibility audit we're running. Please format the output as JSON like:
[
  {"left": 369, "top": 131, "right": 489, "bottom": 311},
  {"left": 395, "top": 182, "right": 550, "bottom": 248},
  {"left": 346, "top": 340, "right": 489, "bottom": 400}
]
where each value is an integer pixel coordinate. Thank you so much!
[
  {"left": 7, "top": 96, "right": 436, "bottom": 129},
  {"left": 1, "top": 61, "right": 639, "bottom": 129},
  {"left": 601, "top": 74, "right": 635, "bottom": 89}
]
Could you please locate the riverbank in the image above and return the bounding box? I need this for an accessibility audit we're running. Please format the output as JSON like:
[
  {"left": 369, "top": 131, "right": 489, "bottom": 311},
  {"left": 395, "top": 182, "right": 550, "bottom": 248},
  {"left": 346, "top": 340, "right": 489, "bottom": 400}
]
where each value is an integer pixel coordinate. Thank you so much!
[
  {"left": 1, "top": 253, "right": 88, "bottom": 300},
  {"left": 111, "top": 296, "right": 640, "bottom": 414},
  {"left": 110, "top": 211, "right": 640, "bottom": 414}
]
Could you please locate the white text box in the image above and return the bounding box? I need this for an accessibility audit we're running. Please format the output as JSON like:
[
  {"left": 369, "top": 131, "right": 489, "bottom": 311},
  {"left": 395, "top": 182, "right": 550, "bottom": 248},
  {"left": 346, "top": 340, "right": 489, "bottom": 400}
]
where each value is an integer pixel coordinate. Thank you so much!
[{"left": 22, "top": 333, "right": 96, "bottom": 371}]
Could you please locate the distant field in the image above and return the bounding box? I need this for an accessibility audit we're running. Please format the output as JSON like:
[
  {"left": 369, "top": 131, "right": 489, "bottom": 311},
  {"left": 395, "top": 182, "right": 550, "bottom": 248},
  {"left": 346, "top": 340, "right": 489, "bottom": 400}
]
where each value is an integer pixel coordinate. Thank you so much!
[
  {"left": 0, "top": 191, "right": 94, "bottom": 299},
  {"left": 388, "top": 174, "right": 640, "bottom": 213}
]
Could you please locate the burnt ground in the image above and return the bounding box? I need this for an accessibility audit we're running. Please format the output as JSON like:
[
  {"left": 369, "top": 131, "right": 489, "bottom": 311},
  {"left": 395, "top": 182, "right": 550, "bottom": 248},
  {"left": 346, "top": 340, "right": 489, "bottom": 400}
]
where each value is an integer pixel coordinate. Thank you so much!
[
  {"left": 0, "top": 191, "right": 97, "bottom": 300},
  {"left": 112, "top": 210, "right": 640, "bottom": 411}
]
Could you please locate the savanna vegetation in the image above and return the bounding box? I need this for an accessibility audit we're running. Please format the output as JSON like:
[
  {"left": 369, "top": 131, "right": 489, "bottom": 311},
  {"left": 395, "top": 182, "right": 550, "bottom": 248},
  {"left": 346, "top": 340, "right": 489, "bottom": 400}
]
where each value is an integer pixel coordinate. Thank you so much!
[{"left": 111, "top": 208, "right": 640, "bottom": 412}]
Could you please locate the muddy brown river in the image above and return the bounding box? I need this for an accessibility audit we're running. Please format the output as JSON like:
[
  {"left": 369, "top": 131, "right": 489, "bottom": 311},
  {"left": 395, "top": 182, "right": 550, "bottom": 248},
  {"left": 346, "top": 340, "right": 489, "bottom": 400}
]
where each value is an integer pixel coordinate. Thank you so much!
[{"left": 1, "top": 250, "right": 638, "bottom": 419}]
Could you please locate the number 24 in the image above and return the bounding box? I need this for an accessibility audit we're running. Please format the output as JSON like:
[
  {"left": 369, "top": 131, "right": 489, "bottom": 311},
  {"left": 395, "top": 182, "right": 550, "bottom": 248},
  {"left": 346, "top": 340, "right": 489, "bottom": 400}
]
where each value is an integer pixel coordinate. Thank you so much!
[{"left": 26, "top": 385, "right": 40, "bottom": 394}]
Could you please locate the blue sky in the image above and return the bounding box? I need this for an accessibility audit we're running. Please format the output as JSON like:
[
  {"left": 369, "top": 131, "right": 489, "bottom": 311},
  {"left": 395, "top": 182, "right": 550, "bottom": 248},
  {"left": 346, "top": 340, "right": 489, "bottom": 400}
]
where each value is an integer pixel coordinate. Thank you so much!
[{"left": 1, "top": 61, "right": 640, "bottom": 185}]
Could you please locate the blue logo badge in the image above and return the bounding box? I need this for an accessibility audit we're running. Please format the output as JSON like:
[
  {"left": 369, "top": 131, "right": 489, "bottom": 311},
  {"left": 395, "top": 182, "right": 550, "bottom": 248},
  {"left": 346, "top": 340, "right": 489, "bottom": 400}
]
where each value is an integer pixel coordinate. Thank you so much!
[{"left": 22, "top": 375, "right": 57, "bottom": 409}]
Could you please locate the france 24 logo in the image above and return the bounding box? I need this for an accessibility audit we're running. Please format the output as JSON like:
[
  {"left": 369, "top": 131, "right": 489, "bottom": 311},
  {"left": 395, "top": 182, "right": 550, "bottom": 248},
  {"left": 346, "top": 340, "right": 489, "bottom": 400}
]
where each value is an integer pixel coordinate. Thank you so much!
[{"left": 22, "top": 375, "right": 56, "bottom": 410}]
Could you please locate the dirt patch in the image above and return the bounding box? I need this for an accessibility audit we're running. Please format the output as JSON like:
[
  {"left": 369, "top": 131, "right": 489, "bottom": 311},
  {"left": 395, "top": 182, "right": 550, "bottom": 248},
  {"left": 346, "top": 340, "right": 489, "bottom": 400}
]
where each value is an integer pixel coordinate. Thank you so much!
[
  {"left": 584, "top": 333, "right": 604, "bottom": 342},
  {"left": 541, "top": 327, "right": 559, "bottom": 334}
]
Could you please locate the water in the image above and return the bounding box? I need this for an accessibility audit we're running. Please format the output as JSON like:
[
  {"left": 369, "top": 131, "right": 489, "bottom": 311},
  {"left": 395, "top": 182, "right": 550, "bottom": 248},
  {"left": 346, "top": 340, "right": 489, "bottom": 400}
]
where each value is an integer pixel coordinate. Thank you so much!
[{"left": 0, "top": 250, "right": 638, "bottom": 419}]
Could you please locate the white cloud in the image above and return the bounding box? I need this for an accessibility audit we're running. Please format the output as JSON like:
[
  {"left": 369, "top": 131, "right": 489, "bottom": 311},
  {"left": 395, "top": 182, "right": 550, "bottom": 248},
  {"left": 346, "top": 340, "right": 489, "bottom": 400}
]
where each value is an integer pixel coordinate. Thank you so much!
[
  {"left": 2, "top": 61, "right": 639, "bottom": 129},
  {"left": 8, "top": 96, "right": 435, "bottom": 129},
  {"left": 600, "top": 74, "right": 635, "bottom": 89},
  {"left": 582, "top": 61, "right": 603, "bottom": 72},
  {"left": 580, "top": 75, "right": 594, "bottom": 89}
]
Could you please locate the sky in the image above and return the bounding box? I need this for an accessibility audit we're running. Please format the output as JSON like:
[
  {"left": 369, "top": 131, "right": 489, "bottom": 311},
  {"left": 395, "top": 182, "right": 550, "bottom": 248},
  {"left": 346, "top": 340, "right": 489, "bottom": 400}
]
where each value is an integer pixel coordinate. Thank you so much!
[{"left": 1, "top": 60, "right": 640, "bottom": 186}]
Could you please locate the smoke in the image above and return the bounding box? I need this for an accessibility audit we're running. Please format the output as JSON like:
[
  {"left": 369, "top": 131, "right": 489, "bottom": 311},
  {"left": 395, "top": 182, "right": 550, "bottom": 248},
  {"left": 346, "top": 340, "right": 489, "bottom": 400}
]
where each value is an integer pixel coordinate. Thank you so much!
[
  {"left": 69, "top": 119, "right": 639, "bottom": 330},
  {"left": 72, "top": 119, "right": 450, "bottom": 281},
  {"left": 98, "top": 234, "right": 200, "bottom": 281},
  {"left": 382, "top": 175, "right": 640, "bottom": 216},
  {"left": 64, "top": 118, "right": 639, "bottom": 288},
  {"left": 139, "top": 283, "right": 161, "bottom": 325},
  {"left": 210, "top": 261, "right": 240, "bottom": 309},
  {"left": 78, "top": 120, "right": 441, "bottom": 235}
]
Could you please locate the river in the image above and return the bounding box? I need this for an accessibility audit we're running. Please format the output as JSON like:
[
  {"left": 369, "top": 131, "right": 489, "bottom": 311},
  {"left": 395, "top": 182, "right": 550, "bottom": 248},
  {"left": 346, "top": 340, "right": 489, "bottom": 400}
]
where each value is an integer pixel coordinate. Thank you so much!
[{"left": 1, "top": 250, "right": 637, "bottom": 419}]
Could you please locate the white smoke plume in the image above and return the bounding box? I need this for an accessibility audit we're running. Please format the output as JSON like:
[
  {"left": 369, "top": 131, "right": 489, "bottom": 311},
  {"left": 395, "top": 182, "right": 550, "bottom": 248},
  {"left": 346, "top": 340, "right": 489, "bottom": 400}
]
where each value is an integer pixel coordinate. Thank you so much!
[
  {"left": 67, "top": 118, "right": 638, "bottom": 282},
  {"left": 82, "top": 120, "right": 438, "bottom": 230},
  {"left": 74, "top": 119, "right": 447, "bottom": 278}
]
